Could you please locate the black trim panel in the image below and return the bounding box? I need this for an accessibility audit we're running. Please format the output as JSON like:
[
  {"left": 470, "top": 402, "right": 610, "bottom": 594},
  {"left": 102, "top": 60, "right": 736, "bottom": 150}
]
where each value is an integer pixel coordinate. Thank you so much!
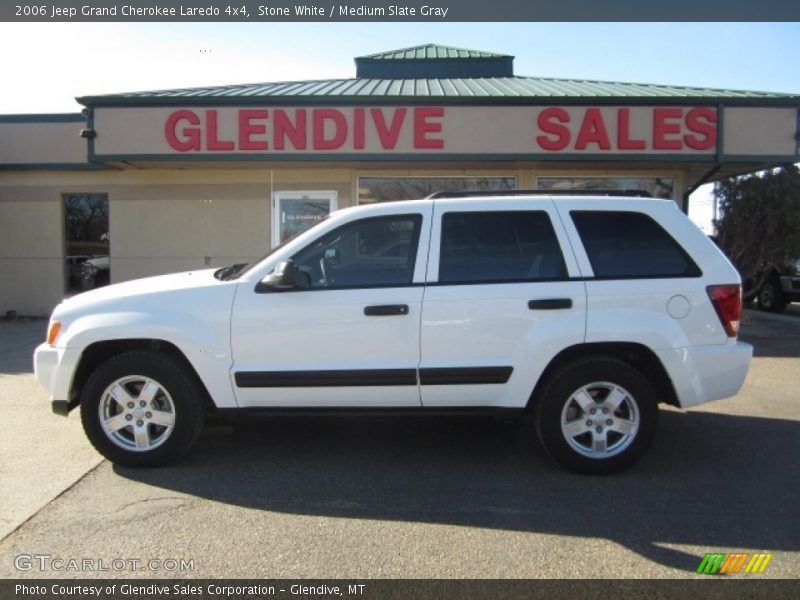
[
  {"left": 235, "top": 366, "right": 514, "bottom": 388},
  {"left": 214, "top": 407, "right": 525, "bottom": 420},
  {"left": 419, "top": 367, "right": 513, "bottom": 385},
  {"left": 235, "top": 369, "right": 417, "bottom": 388}
]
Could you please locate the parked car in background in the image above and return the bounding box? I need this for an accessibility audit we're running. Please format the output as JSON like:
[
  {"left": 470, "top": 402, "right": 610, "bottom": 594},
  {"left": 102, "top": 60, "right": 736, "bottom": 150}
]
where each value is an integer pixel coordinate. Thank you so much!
[
  {"left": 81, "top": 255, "right": 110, "bottom": 290},
  {"left": 751, "top": 258, "right": 800, "bottom": 312},
  {"left": 66, "top": 255, "right": 89, "bottom": 290}
]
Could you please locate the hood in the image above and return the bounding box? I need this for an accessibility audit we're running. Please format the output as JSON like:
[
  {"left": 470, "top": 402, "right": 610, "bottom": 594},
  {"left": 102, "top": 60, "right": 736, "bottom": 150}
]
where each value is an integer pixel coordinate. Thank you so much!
[{"left": 55, "top": 269, "right": 223, "bottom": 316}]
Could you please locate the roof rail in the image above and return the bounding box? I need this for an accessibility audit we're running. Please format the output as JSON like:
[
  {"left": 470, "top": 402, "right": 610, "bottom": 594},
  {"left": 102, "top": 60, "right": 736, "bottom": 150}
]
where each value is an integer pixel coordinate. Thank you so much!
[{"left": 425, "top": 189, "right": 653, "bottom": 199}]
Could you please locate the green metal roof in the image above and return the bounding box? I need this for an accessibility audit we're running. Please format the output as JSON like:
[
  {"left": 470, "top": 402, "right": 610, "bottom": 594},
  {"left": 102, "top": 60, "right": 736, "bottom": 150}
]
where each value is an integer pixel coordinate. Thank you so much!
[
  {"left": 355, "top": 44, "right": 514, "bottom": 78},
  {"left": 358, "top": 44, "right": 512, "bottom": 60},
  {"left": 76, "top": 43, "right": 798, "bottom": 106},
  {"left": 79, "top": 75, "right": 797, "bottom": 106}
]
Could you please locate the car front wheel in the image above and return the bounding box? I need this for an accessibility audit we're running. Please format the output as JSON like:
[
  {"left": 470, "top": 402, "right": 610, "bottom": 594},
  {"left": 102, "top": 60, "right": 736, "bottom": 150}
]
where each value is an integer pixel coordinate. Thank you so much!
[
  {"left": 534, "top": 357, "right": 658, "bottom": 475},
  {"left": 80, "top": 350, "right": 205, "bottom": 467}
]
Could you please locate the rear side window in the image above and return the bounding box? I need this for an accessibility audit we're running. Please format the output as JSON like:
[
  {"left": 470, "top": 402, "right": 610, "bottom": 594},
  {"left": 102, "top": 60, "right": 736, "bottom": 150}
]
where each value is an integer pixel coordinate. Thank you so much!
[
  {"left": 439, "top": 211, "right": 567, "bottom": 283},
  {"left": 571, "top": 211, "right": 701, "bottom": 279}
]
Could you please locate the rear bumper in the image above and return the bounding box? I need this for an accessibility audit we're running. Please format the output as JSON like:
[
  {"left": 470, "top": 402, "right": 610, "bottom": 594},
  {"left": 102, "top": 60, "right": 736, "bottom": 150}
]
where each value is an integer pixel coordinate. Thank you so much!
[
  {"left": 33, "top": 343, "right": 81, "bottom": 416},
  {"left": 656, "top": 341, "right": 753, "bottom": 408}
]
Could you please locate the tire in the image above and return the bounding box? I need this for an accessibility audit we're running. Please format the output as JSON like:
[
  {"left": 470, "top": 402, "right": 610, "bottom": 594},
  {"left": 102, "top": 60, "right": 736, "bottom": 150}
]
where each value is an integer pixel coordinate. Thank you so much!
[
  {"left": 758, "top": 278, "right": 786, "bottom": 313},
  {"left": 534, "top": 357, "right": 658, "bottom": 475},
  {"left": 80, "top": 350, "right": 205, "bottom": 467}
]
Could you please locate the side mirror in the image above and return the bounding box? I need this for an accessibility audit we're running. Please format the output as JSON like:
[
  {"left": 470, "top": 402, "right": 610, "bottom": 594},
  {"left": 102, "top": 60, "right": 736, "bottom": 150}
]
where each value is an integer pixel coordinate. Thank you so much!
[{"left": 256, "top": 260, "right": 310, "bottom": 292}]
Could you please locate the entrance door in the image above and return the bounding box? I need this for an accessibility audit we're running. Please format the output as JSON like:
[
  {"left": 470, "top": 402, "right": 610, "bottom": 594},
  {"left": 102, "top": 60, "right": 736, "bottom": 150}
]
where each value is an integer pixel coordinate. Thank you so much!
[
  {"left": 272, "top": 191, "right": 337, "bottom": 247},
  {"left": 63, "top": 193, "right": 109, "bottom": 294}
]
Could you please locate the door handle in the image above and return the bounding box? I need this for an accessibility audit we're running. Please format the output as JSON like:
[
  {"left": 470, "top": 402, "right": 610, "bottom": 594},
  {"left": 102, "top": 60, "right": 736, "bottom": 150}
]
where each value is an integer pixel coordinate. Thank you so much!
[
  {"left": 528, "top": 298, "right": 573, "bottom": 310},
  {"left": 364, "top": 304, "right": 410, "bottom": 316}
]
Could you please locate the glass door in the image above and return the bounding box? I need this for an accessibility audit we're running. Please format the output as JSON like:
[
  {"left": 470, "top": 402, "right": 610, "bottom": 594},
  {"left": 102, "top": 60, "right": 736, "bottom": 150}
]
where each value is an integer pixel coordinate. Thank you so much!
[{"left": 272, "top": 191, "right": 338, "bottom": 247}]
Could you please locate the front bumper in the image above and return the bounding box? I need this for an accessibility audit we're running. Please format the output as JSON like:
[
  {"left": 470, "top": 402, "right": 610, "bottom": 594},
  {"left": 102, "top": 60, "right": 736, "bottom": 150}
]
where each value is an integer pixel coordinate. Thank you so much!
[
  {"left": 655, "top": 341, "right": 753, "bottom": 408},
  {"left": 33, "top": 343, "right": 82, "bottom": 416}
]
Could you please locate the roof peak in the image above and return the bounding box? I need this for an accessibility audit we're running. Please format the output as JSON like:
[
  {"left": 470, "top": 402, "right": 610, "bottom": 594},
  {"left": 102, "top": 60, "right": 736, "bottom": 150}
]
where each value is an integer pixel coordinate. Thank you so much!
[
  {"left": 358, "top": 44, "right": 513, "bottom": 61},
  {"left": 356, "top": 44, "right": 514, "bottom": 79}
]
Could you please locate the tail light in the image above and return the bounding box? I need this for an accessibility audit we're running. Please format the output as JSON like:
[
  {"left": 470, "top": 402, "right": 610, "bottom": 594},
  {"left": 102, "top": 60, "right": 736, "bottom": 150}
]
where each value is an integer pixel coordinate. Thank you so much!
[{"left": 707, "top": 285, "right": 742, "bottom": 337}]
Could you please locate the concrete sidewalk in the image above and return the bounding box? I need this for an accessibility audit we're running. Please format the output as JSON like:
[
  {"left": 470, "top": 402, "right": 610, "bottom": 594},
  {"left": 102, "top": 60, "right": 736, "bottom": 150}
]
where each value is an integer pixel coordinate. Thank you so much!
[{"left": 0, "top": 319, "right": 102, "bottom": 541}]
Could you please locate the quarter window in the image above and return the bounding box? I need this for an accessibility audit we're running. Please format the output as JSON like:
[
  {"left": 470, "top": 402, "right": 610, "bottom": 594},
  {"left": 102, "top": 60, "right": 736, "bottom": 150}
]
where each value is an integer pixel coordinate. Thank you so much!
[
  {"left": 439, "top": 211, "right": 567, "bottom": 284},
  {"left": 291, "top": 214, "right": 422, "bottom": 289},
  {"left": 571, "top": 211, "right": 701, "bottom": 278}
]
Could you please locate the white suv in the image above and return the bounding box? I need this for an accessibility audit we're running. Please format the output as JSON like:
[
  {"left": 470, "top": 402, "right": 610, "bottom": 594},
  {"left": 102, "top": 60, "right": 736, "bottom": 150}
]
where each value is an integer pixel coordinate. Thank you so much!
[{"left": 34, "top": 193, "right": 752, "bottom": 474}]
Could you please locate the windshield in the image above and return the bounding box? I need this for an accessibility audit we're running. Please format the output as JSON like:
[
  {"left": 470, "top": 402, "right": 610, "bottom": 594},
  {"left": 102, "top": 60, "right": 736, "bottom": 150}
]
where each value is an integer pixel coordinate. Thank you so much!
[{"left": 216, "top": 216, "right": 331, "bottom": 281}]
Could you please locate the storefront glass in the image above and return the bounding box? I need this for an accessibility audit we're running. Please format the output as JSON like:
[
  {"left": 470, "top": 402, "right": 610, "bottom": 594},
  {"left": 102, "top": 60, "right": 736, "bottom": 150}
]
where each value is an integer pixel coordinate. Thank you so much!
[
  {"left": 63, "top": 193, "right": 109, "bottom": 293},
  {"left": 537, "top": 177, "right": 675, "bottom": 199},
  {"left": 273, "top": 191, "right": 338, "bottom": 247},
  {"left": 358, "top": 177, "right": 517, "bottom": 204}
]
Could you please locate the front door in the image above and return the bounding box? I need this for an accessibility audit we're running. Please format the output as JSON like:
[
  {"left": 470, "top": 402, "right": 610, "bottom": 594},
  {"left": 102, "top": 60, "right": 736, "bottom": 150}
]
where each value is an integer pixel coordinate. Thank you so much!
[{"left": 231, "top": 208, "right": 431, "bottom": 408}]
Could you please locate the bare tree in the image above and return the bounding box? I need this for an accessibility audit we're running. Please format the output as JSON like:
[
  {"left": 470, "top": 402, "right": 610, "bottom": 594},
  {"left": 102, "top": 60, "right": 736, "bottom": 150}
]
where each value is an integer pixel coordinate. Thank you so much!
[{"left": 714, "top": 164, "right": 800, "bottom": 298}]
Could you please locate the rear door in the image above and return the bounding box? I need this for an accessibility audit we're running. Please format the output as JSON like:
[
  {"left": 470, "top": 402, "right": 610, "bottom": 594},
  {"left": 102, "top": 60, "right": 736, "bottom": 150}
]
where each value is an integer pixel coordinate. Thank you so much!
[{"left": 419, "top": 198, "right": 587, "bottom": 409}]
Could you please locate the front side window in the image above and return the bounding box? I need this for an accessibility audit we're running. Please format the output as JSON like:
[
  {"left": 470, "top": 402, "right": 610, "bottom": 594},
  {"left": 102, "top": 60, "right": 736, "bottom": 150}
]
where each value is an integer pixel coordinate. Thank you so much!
[
  {"left": 571, "top": 211, "right": 701, "bottom": 278},
  {"left": 291, "top": 214, "right": 422, "bottom": 289},
  {"left": 439, "top": 211, "right": 567, "bottom": 284}
]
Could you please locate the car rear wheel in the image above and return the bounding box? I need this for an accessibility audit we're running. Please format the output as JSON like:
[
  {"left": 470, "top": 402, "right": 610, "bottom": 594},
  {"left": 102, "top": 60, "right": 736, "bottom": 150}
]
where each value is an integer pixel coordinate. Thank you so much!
[
  {"left": 534, "top": 357, "right": 658, "bottom": 474},
  {"left": 80, "top": 350, "right": 205, "bottom": 467}
]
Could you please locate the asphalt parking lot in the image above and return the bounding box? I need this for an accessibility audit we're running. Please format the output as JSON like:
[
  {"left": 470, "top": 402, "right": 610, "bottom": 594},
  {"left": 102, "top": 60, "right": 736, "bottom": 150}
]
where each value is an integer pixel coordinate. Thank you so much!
[{"left": 0, "top": 307, "right": 798, "bottom": 579}]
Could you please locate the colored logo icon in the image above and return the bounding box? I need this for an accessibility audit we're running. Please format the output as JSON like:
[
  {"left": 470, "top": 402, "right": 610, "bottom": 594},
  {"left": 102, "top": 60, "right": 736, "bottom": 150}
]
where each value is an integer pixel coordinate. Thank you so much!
[{"left": 696, "top": 552, "right": 773, "bottom": 574}]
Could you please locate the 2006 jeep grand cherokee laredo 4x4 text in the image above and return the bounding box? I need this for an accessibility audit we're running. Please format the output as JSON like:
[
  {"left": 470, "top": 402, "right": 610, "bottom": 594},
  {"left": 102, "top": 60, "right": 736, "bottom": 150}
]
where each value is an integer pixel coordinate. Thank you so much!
[{"left": 34, "top": 193, "right": 752, "bottom": 474}]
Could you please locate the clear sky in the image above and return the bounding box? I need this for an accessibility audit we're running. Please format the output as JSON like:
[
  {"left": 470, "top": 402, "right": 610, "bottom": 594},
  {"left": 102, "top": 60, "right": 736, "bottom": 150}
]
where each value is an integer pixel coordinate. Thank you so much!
[{"left": 2, "top": 21, "right": 799, "bottom": 228}]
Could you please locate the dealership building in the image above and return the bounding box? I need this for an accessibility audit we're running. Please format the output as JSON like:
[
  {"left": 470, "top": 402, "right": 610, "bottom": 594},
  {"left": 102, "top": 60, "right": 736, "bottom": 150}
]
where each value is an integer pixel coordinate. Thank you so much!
[{"left": 1, "top": 44, "right": 799, "bottom": 316}]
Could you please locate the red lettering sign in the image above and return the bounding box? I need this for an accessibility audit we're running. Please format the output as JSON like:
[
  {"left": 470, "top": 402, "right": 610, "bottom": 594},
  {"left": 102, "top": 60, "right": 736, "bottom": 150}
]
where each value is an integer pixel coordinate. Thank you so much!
[
  {"left": 206, "top": 110, "right": 234, "bottom": 151},
  {"left": 239, "top": 110, "right": 268, "bottom": 151},
  {"left": 575, "top": 108, "right": 611, "bottom": 151},
  {"left": 684, "top": 107, "right": 717, "bottom": 150},
  {"left": 162, "top": 105, "right": 717, "bottom": 154},
  {"left": 653, "top": 108, "right": 684, "bottom": 151},
  {"left": 536, "top": 107, "right": 570, "bottom": 151},
  {"left": 413, "top": 107, "right": 444, "bottom": 149},
  {"left": 617, "top": 108, "right": 646, "bottom": 150},
  {"left": 312, "top": 109, "right": 347, "bottom": 150},
  {"left": 274, "top": 109, "right": 306, "bottom": 150},
  {"left": 534, "top": 106, "right": 717, "bottom": 153},
  {"left": 165, "top": 110, "right": 201, "bottom": 152}
]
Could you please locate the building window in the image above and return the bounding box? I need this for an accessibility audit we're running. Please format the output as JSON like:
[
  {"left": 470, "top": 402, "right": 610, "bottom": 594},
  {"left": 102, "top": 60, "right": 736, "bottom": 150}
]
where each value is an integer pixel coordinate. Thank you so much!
[
  {"left": 63, "top": 194, "right": 109, "bottom": 293},
  {"left": 537, "top": 176, "right": 674, "bottom": 199},
  {"left": 358, "top": 176, "right": 517, "bottom": 204}
]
